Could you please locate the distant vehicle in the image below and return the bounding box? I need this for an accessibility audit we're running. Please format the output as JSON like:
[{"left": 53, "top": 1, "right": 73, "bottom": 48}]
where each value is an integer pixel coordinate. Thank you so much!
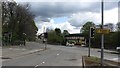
[
  {"left": 81, "top": 44, "right": 86, "bottom": 47},
  {"left": 116, "top": 47, "right": 120, "bottom": 51},
  {"left": 66, "top": 42, "right": 74, "bottom": 47}
]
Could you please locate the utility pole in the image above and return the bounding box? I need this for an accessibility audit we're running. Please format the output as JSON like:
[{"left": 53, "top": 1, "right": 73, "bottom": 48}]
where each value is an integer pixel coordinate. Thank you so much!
[{"left": 101, "top": 0, "right": 104, "bottom": 66}]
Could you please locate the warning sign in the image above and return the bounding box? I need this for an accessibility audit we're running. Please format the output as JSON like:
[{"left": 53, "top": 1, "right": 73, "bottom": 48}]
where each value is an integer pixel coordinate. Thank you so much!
[{"left": 96, "top": 28, "right": 110, "bottom": 34}]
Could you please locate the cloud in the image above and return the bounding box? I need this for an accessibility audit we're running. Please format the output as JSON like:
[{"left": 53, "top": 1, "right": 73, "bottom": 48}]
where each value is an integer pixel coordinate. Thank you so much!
[
  {"left": 16, "top": 1, "right": 118, "bottom": 22},
  {"left": 15, "top": 1, "right": 119, "bottom": 34},
  {"left": 15, "top": 0, "right": 119, "bottom": 2},
  {"left": 104, "top": 8, "right": 118, "bottom": 24},
  {"left": 36, "top": 19, "right": 80, "bottom": 34},
  {"left": 27, "top": 1, "right": 118, "bottom": 25},
  {"left": 29, "top": 2, "right": 118, "bottom": 17},
  {"left": 68, "top": 7, "right": 118, "bottom": 27},
  {"left": 35, "top": 16, "right": 50, "bottom": 22},
  {"left": 68, "top": 12, "right": 101, "bottom": 27}
]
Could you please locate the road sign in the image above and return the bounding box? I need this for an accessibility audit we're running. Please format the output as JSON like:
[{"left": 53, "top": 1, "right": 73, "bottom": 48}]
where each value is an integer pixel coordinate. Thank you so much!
[{"left": 96, "top": 28, "right": 110, "bottom": 34}]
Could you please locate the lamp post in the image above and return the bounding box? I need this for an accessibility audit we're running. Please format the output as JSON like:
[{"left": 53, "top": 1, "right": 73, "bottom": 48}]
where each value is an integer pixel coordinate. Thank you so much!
[
  {"left": 101, "top": 0, "right": 104, "bottom": 66},
  {"left": 23, "top": 33, "right": 26, "bottom": 46}
]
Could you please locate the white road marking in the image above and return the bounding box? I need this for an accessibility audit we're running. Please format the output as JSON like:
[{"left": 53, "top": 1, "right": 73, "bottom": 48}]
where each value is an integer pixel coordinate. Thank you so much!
[
  {"left": 34, "top": 61, "right": 45, "bottom": 68},
  {"left": 42, "top": 61, "right": 45, "bottom": 64},
  {"left": 57, "top": 54, "right": 59, "bottom": 56},
  {"left": 34, "top": 65, "right": 39, "bottom": 68}
]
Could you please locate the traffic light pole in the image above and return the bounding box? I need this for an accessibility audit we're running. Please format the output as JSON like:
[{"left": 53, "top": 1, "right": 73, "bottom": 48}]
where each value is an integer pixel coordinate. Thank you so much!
[
  {"left": 88, "top": 37, "right": 91, "bottom": 57},
  {"left": 88, "top": 27, "right": 95, "bottom": 57},
  {"left": 88, "top": 27, "right": 91, "bottom": 57}
]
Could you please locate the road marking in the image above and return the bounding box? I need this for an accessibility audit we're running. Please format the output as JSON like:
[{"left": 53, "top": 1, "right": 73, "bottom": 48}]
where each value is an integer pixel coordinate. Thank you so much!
[
  {"left": 35, "top": 52, "right": 60, "bottom": 67},
  {"left": 35, "top": 61, "right": 45, "bottom": 68},
  {"left": 57, "top": 54, "right": 59, "bottom": 56},
  {"left": 42, "top": 61, "right": 45, "bottom": 64},
  {"left": 34, "top": 65, "right": 39, "bottom": 68}
]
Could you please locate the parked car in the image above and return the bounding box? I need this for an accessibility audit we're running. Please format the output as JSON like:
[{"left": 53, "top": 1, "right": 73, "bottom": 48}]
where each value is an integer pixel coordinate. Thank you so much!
[
  {"left": 116, "top": 47, "right": 120, "bottom": 51},
  {"left": 66, "top": 42, "right": 74, "bottom": 47}
]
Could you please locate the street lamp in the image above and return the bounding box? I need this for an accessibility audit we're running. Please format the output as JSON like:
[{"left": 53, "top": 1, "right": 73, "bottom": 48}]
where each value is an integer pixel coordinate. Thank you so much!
[
  {"left": 101, "top": 0, "right": 104, "bottom": 66},
  {"left": 23, "top": 33, "right": 26, "bottom": 46},
  {"left": 43, "top": 32, "right": 48, "bottom": 50}
]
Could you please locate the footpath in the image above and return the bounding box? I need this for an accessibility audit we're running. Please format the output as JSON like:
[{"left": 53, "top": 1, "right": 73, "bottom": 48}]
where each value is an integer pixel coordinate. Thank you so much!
[
  {"left": 97, "top": 49, "right": 119, "bottom": 54},
  {"left": 1, "top": 42, "right": 45, "bottom": 61}
]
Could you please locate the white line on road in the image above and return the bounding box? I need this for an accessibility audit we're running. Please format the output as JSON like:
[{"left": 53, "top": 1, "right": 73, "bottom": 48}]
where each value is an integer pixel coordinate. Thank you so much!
[
  {"left": 34, "top": 61, "right": 46, "bottom": 67},
  {"left": 40, "top": 61, "right": 45, "bottom": 65},
  {"left": 57, "top": 53, "right": 59, "bottom": 56},
  {"left": 34, "top": 52, "right": 61, "bottom": 67},
  {"left": 42, "top": 61, "right": 45, "bottom": 64},
  {"left": 34, "top": 65, "right": 39, "bottom": 68}
]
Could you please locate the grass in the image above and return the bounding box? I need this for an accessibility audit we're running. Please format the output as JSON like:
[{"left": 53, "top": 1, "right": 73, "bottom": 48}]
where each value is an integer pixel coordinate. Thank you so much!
[
  {"left": 83, "top": 56, "right": 101, "bottom": 66},
  {"left": 83, "top": 56, "right": 119, "bottom": 66},
  {"left": 85, "top": 56, "right": 100, "bottom": 62}
]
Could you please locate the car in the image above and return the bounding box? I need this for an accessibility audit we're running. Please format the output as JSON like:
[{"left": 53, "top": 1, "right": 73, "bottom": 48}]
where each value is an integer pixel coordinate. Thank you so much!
[
  {"left": 81, "top": 44, "right": 86, "bottom": 47},
  {"left": 66, "top": 42, "right": 74, "bottom": 47},
  {"left": 116, "top": 47, "right": 120, "bottom": 51}
]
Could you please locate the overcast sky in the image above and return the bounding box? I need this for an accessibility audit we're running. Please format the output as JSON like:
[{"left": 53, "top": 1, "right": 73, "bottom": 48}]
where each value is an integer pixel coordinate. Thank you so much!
[{"left": 15, "top": 0, "right": 119, "bottom": 34}]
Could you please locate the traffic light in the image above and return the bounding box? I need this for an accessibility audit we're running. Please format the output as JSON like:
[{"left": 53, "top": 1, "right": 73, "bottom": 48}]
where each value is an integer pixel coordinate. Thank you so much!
[
  {"left": 90, "top": 27, "right": 95, "bottom": 38},
  {"left": 44, "top": 32, "right": 48, "bottom": 39}
]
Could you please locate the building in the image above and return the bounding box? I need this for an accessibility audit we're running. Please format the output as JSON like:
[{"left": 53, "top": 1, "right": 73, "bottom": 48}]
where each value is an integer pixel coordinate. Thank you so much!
[{"left": 65, "top": 33, "right": 86, "bottom": 46}]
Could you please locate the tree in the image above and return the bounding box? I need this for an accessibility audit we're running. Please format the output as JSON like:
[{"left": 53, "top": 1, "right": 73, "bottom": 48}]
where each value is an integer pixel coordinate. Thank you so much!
[
  {"left": 116, "top": 22, "right": 120, "bottom": 46},
  {"left": 55, "top": 28, "right": 61, "bottom": 36},
  {"left": 62, "top": 30, "right": 69, "bottom": 45},
  {"left": 63, "top": 30, "right": 69, "bottom": 36},
  {"left": 80, "top": 21, "right": 95, "bottom": 39},
  {"left": 47, "top": 28, "right": 64, "bottom": 45},
  {"left": 2, "top": 1, "right": 17, "bottom": 32},
  {"left": 2, "top": 1, "right": 38, "bottom": 45}
]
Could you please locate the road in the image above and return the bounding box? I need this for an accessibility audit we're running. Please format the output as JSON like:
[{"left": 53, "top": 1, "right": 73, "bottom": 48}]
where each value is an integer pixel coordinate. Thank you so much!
[{"left": 2, "top": 44, "right": 119, "bottom": 67}]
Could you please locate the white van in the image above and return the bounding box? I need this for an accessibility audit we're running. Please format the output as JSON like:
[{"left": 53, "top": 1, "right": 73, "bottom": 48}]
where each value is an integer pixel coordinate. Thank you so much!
[{"left": 116, "top": 47, "right": 120, "bottom": 51}]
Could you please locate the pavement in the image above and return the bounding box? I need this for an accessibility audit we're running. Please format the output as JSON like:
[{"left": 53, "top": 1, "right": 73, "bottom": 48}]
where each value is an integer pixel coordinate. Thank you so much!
[
  {"left": 97, "top": 49, "right": 119, "bottom": 54},
  {"left": 75, "top": 45, "right": 119, "bottom": 54},
  {"left": 1, "top": 42, "right": 45, "bottom": 61}
]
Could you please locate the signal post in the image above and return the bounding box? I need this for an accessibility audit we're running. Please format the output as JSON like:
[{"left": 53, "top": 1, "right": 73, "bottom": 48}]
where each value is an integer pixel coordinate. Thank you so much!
[{"left": 88, "top": 27, "right": 95, "bottom": 57}]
